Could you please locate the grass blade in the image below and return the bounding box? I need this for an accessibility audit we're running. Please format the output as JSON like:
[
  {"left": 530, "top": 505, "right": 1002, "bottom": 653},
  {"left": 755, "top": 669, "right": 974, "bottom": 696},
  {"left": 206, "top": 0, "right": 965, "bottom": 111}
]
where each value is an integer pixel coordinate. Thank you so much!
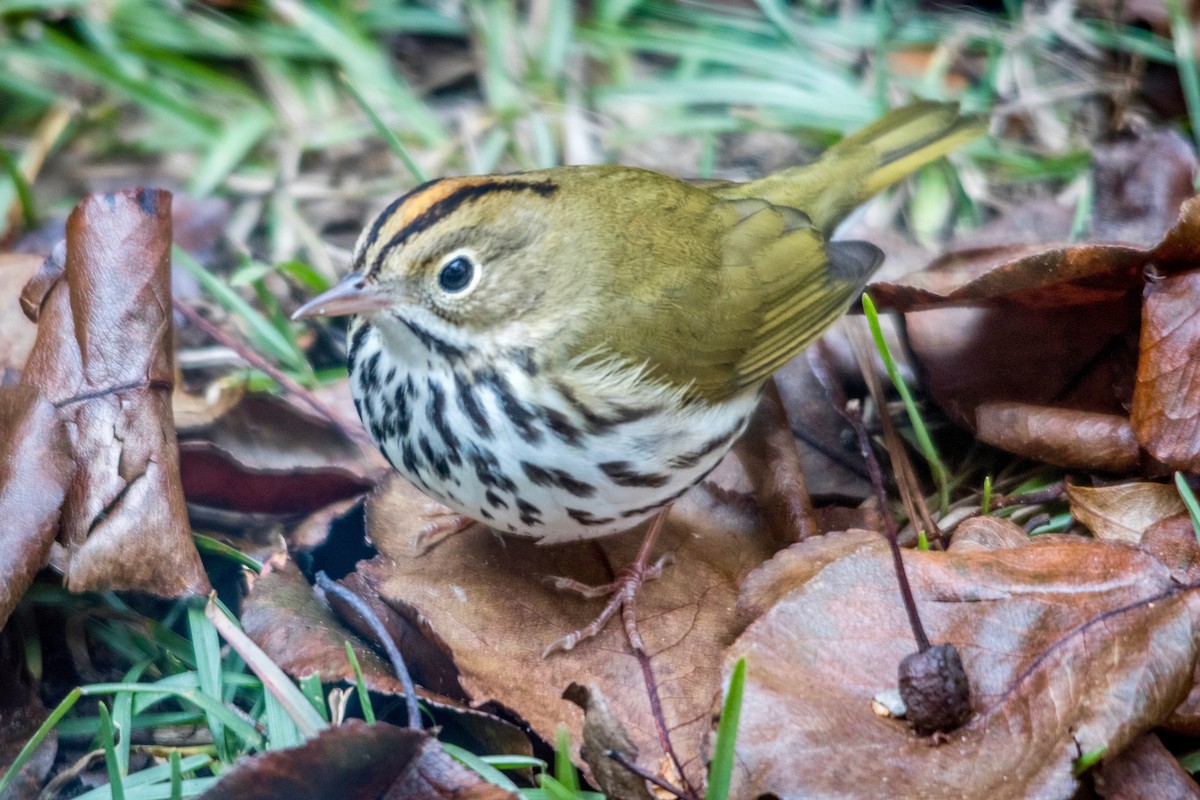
[{"left": 706, "top": 657, "right": 746, "bottom": 800}]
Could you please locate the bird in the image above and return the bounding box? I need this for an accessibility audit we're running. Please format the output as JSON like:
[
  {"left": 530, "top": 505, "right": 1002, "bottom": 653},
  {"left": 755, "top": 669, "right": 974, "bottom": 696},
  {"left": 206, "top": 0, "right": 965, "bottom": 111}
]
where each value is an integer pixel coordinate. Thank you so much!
[{"left": 293, "top": 101, "right": 985, "bottom": 655}]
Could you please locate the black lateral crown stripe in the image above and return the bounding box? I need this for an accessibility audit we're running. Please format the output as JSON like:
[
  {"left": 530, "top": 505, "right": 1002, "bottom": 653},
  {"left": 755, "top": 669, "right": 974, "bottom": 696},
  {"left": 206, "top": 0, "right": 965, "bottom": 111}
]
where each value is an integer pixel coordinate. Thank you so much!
[
  {"left": 360, "top": 178, "right": 442, "bottom": 257},
  {"left": 369, "top": 180, "right": 558, "bottom": 275}
]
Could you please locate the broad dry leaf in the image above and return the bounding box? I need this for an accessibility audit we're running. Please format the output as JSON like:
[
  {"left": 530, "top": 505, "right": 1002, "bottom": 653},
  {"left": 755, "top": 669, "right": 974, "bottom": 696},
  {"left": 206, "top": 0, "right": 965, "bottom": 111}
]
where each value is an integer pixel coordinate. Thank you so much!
[
  {"left": 0, "top": 254, "right": 40, "bottom": 372},
  {"left": 1092, "top": 733, "right": 1200, "bottom": 799},
  {"left": 724, "top": 529, "right": 1200, "bottom": 799},
  {"left": 362, "top": 473, "right": 774, "bottom": 791},
  {"left": 976, "top": 402, "right": 1141, "bottom": 472},
  {"left": 18, "top": 190, "right": 207, "bottom": 595},
  {"left": 241, "top": 559, "right": 528, "bottom": 755},
  {"left": 199, "top": 720, "right": 515, "bottom": 800},
  {"left": 179, "top": 393, "right": 383, "bottom": 515},
  {"left": 947, "top": 515, "right": 1030, "bottom": 552},
  {"left": 1068, "top": 481, "right": 1186, "bottom": 543},
  {"left": 1132, "top": 270, "right": 1200, "bottom": 471},
  {"left": 0, "top": 384, "right": 72, "bottom": 628}
]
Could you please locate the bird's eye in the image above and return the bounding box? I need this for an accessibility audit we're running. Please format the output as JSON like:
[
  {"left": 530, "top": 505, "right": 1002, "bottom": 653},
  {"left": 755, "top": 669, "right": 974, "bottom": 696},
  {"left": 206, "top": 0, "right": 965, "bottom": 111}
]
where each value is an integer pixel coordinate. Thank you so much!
[{"left": 437, "top": 255, "right": 475, "bottom": 293}]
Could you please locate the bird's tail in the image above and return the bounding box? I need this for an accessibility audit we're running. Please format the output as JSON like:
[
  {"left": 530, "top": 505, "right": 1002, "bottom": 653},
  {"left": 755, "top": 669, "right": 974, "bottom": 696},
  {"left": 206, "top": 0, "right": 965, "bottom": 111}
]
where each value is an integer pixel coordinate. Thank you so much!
[{"left": 736, "top": 101, "right": 987, "bottom": 232}]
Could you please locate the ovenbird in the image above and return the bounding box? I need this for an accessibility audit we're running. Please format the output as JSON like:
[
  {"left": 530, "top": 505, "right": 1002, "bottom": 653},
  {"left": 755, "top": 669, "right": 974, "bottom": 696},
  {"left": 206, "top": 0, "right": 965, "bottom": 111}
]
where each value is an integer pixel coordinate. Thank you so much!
[{"left": 295, "top": 101, "right": 984, "bottom": 652}]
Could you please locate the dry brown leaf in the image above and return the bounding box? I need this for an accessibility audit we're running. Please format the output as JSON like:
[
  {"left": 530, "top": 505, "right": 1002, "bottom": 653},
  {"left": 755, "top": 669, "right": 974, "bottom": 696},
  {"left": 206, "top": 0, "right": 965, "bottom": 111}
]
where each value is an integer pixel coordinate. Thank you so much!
[
  {"left": 1141, "top": 512, "right": 1200, "bottom": 584},
  {"left": 1091, "top": 131, "right": 1199, "bottom": 247},
  {"left": 361, "top": 473, "right": 774, "bottom": 790},
  {"left": 563, "top": 684, "right": 655, "bottom": 800},
  {"left": 241, "top": 559, "right": 527, "bottom": 754},
  {"left": 1132, "top": 270, "right": 1200, "bottom": 471},
  {"left": 0, "top": 384, "right": 72, "bottom": 628},
  {"left": 976, "top": 402, "right": 1142, "bottom": 472},
  {"left": 1068, "top": 481, "right": 1186, "bottom": 543},
  {"left": 18, "top": 190, "right": 207, "bottom": 596},
  {"left": 947, "top": 515, "right": 1030, "bottom": 552},
  {"left": 1092, "top": 732, "right": 1200, "bottom": 799},
  {"left": 199, "top": 719, "right": 516, "bottom": 800},
  {"left": 725, "top": 529, "right": 1200, "bottom": 799},
  {"left": 178, "top": 393, "right": 383, "bottom": 515},
  {"left": 0, "top": 254, "right": 41, "bottom": 372}
]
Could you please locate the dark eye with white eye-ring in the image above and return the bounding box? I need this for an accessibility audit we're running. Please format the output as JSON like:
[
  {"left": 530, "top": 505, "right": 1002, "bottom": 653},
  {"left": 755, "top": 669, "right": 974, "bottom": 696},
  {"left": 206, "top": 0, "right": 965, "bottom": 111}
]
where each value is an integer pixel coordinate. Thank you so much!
[{"left": 437, "top": 255, "right": 474, "bottom": 293}]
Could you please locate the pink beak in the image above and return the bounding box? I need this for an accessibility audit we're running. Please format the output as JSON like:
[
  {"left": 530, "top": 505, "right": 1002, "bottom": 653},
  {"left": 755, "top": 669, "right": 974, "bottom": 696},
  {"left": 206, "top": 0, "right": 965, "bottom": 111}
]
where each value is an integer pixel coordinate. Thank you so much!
[{"left": 291, "top": 273, "right": 395, "bottom": 320}]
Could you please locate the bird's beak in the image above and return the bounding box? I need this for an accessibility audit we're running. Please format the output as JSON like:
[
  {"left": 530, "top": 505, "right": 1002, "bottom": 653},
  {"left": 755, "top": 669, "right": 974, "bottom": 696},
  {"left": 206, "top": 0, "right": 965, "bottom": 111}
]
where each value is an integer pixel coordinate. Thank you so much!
[{"left": 291, "top": 273, "right": 395, "bottom": 320}]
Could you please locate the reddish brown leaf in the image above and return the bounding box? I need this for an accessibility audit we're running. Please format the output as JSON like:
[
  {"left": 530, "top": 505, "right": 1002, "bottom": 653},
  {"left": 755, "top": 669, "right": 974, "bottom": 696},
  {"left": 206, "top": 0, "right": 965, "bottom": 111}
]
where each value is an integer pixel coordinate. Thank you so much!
[
  {"left": 362, "top": 474, "right": 775, "bottom": 790},
  {"left": 199, "top": 719, "right": 515, "bottom": 800},
  {"left": 947, "top": 515, "right": 1030, "bottom": 552},
  {"left": 179, "top": 393, "right": 383, "bottom": 515},
  {"left": 17, "top": 190, "right": 207, "bottom": 596},
  {"left": 0, "top": 254, "right": 41, "bottom": 372},
  {"left": 1068, "top": 481, "right": 1186, "bottom": 543},
  {"left": 976, "top": 402, "right": 1142, "bottom": 472},
  {"left": 1132, "top": 270, "right": 1200, "bottom": 470},
  {"left": 0, "top": 384, "right": 72, "bottom": 628},
  {"left": 1092, "top": 733, "right": 1200, "bottom": 799},
  {"left": 1141, "top": 512, "right": 1200, "bottom": 584},
  {"left": 725, "top": 529, "right": 1200, "bottom": 798},
  {"left": 241, "top": 560, "right": 526, "bottom": 753}
]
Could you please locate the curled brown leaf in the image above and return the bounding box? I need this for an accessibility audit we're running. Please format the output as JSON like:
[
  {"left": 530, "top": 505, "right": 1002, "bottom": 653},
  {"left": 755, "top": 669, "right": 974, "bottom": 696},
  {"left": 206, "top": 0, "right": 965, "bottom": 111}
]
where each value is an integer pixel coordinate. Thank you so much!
[
  {"left": 976, "top": 402, "right": 1142, "bottom": 472},
  {"left": 0, "top": 384, "right": 72, "bottom": 628},
  {"left": 18, "top": 190, "right": 207, "bottom": 596}
]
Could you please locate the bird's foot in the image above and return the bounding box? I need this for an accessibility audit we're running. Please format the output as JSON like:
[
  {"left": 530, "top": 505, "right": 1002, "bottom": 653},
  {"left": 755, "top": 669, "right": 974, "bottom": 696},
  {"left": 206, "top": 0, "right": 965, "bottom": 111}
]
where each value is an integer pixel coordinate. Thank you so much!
[
  {"left": 542, "top": 510, "right": 672, "bottom": 657},
  {"left": 414, "top": 504, "right": 482, "bottom": 555}
]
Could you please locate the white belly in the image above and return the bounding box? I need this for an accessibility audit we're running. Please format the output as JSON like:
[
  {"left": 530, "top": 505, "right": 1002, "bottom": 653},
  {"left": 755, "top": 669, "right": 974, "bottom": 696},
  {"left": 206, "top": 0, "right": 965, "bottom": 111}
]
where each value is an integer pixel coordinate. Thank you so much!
[{"left": 349, "top": 321, "right": 757, "bottom": 543}]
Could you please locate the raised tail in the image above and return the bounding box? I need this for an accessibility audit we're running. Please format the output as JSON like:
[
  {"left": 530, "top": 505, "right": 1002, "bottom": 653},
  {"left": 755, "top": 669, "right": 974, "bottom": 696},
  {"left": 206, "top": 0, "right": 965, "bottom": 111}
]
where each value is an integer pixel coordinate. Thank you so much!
[{"left": 730, "top": 101, "right": 987, "bottom": 232}]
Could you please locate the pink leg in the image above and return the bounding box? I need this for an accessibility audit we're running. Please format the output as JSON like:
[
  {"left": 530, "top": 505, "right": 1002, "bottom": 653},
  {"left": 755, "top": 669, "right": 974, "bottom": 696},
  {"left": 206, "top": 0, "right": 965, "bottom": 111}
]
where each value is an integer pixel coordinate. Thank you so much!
[
  {"left": 414, "top": 503, "right": 483, "bottom": 554},
  {"left": 543, "top": 509, "right": 672, "bottom": 657}
]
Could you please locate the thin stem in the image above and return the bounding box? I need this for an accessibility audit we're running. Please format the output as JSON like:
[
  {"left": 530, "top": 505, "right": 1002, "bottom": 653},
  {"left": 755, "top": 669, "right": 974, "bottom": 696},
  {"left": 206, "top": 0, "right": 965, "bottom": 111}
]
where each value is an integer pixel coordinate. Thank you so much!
[
  {"left": 314, "top": 572, "right": 421, "bottom": 731},
  {"left": 606, "top": 749, "right": 695, "bottom": 800}
]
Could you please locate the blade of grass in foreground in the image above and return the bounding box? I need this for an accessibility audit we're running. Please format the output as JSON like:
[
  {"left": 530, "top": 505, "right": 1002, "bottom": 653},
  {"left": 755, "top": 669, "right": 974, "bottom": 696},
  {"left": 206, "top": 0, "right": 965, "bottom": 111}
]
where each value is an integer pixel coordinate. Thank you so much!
[{"left": 706, "top": 657, "right": 746, "bottom": 800}]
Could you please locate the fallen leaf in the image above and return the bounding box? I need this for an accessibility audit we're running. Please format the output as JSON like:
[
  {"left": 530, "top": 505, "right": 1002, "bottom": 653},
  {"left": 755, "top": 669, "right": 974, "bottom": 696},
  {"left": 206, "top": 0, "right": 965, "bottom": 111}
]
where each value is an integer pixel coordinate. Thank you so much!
[
  {"left": 947, "top": 515, "right": 1030, "bottom": 552},
  {"left": 0, "top": 254, "right": 41, "bottom": 372},
  {"left": 976, "top": 402, "right": 1142, "bottom": 472},
  {"left": 1141, "top": 512, "right": 1200, "bottom": 584},
  {"left": 361, "top": 474, "right": 774, "bottom": 790},
  {"left": 18, "top": 190, "right": 207, "bottom": 596},
  {"left": 1091, "top": 130, "right": 1199, "bottom": 247},
  {"left": 199, "top": 719, "right": 516, "bottom": 800},
  {"left": 241, "top": 559, "right": 527, "bottom": 755},
  {"left": 179, "top": 393, "right": 383, "bottom": 516},
  {"left": 0, "top": 384, "right": 72, "bottom": 628},
  {"left": 563, "top": 684, "right": 654, "bottom": 800},
  {"left": 724, "top": 529, "right": 1200, "bottom": 799},
  {"left": 1092, "top": 732, "right": 1200, "bottom": 799},
  {"left": 1132, "top": 270, "right": 1200, "bottom": 471},
  {"left": 1068, "top": 481, "right": 1186, "bottom": 543}
]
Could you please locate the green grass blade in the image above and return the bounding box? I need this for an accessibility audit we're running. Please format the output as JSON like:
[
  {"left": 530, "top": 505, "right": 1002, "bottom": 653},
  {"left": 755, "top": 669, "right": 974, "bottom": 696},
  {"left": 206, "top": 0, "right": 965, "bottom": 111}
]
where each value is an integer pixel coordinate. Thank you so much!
[
  {"left": 97, "top": 703, "right": 126, "bottom": 800},
  {"left": 1175, "top": 472, "right": 1200, "bottom": 544},
  {"left": 204, "top": 597, "right": 328, "bottom": 738},
  {"left": 113, "top": 662, "right": 152, "bottom": 775},
  {"left": 1167, "top": 0, "right": 1200, "bottom": 169},
  {"left": 344, "top": 642, "right": 375, "bottom": 724},
  {"left": 192, "top": 533, "right": 263, "bottom": 573},
  {"left": 862, "top": 293, "right": 950, "bottom": 514},
  {"left": 263, "top": 687, "right": 304, "bottom": 751},
  {"left": 443, "top": 742, "right": 521, "bottom": 791},
  {"left": 188, "top": 107, "right": 273, "bottom": 197},
  {"left": 173, "top": 246, "right": 307, "bottom": 373},
  {"left": 188, "top": 604, "right": 227, "bottom": 762},
  {"left": 553, "top": 726, "right": 579, "bottom": 793},
  {"left": 169, "top": 751, "right": 183, "bottom": 800},
  {"left": 706, "top": 657, "right": 746, "bottom": 800},
  {"left": 338, "top": 73, "right": 427, "bottom": 183}
]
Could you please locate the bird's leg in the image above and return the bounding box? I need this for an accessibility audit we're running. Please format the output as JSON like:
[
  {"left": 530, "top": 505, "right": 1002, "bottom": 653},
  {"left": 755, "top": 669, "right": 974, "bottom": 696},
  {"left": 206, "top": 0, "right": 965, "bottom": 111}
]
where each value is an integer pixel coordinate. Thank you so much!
[
  {"left": 414, "top": 503, "right": 484, "bottom": 555},
  {"left": 543, "top": 509, "right": 672, "bottom": 657},
  {"left": 731, "top": 377, "right": 817, "bottom": 545}
]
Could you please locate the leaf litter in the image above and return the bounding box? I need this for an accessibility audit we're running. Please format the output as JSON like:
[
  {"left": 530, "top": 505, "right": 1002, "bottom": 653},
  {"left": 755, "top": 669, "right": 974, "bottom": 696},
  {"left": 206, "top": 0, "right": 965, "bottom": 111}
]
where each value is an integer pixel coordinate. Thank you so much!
[{"left": 4, "top": 111, "right": 1200, "bottom": 800}]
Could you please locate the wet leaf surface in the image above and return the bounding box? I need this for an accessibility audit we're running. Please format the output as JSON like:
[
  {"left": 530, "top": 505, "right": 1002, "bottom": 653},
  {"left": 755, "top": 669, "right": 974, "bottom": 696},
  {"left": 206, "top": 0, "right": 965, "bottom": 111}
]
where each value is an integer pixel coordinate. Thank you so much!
[
  {"left": 1067, "top": 481, "right": 1186, "bottom": 543},
  {"left": 178, "top": 391, "right": 383, "bottom": 516},
  {"left": 0, "top": 254, "right": 40, "bottom": 373},
  {"left": 199, "top": 719, "right": 516, "bottom": 800},
  {"left": 0, "top": 384, "right": 72, "bottom": 628},
  {"left": 725, "top": 529, "right": 1200, "bottom": 799},
  {"left": 241, "top": 558, "right": 529, "bottom": 755},
  {"left": 17, "top": 190, "right": 207, "bottom": 596},
  {"left": 1132, "top": 270, "right": 1200, "bottom": 471},
  {"left": 1092, "top": 733, "right": 1200, "bottom": 799},
  {"left": 975, "top": 403, "right": 1142, "bottom": 472},
  {"left": 362, "top": 473, "right": 775, "bottom": 790}
]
